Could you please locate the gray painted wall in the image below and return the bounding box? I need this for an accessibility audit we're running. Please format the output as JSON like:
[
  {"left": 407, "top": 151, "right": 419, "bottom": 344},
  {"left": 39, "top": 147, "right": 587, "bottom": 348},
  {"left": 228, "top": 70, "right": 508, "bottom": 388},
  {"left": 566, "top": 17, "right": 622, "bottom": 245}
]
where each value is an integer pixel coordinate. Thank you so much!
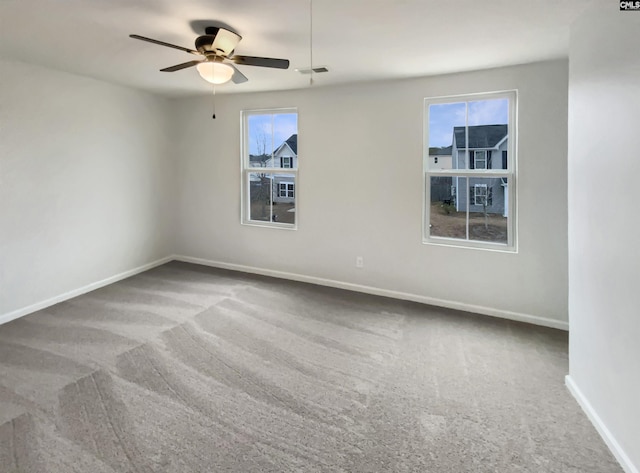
[
  {"left": 0, "top": 59, "right": 175, "bottom": 317},
  {"left": 172, "top": 60, "right": 569, "bottom": 327}
]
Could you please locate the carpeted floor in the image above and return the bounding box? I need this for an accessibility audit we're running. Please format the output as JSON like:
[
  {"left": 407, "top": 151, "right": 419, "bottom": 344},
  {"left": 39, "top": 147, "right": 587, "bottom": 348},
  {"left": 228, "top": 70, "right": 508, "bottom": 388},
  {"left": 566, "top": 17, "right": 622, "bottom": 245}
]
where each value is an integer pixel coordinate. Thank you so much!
[{"left": 0, "top": 262, "right": 622, "bottom": 472}]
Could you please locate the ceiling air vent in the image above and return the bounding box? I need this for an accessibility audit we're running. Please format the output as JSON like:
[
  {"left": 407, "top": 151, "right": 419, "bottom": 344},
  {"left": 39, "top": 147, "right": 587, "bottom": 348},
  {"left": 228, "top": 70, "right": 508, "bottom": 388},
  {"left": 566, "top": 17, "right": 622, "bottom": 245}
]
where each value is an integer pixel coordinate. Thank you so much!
[{"left": 295, "top": 66, "right": 329, "bottom": 74}]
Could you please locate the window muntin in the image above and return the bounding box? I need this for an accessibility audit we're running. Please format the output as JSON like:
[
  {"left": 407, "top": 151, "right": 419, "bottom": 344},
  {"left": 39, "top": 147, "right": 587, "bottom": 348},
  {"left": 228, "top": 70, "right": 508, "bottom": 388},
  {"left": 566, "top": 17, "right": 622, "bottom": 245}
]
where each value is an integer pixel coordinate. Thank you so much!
[
  {"left": 424, "top": 91, "right": 516, "bottom": 250},
  {"left": 241, "top": 109, "right": 298, "bottom": 228}
]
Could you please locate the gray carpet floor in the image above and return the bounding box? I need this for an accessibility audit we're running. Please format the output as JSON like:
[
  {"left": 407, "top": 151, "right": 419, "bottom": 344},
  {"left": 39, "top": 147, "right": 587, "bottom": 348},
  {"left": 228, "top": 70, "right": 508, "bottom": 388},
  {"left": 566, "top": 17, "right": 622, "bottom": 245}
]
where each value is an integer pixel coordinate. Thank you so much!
[{"left": 0, "top": 261, "right": 622, "bottom": 472}]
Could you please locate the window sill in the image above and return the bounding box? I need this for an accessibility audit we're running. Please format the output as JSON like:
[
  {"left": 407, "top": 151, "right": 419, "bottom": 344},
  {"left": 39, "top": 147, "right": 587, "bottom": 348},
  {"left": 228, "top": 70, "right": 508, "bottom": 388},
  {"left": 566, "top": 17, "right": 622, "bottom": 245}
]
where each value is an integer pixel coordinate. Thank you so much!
[
  {"left": 241, "top": 220, "right": 297, "bottom": 231},
  {"left": 423, "top": 237, "right": 517, "bottom": 253}
]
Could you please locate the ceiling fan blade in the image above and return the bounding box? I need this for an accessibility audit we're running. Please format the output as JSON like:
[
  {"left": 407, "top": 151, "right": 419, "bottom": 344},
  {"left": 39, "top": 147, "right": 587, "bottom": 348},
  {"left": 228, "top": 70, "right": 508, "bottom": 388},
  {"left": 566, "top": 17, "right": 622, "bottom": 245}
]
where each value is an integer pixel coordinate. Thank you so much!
[
  {"left": 228, "top": 63, "right": 248, "bottom": 84},
  {"left": 160, "top": 60, "right": 203, "bottom": 72},
  {"left": 231, "top": 55, "right": 290, "bottom": 69},
  {"left": 129, "top": 34, "right": 200, "bottom": 56}
]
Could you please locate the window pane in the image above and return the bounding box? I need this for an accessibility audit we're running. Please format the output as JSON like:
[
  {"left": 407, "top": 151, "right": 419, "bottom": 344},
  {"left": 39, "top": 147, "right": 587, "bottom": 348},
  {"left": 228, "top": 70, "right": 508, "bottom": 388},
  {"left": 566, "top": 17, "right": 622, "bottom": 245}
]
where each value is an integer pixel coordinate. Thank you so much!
[
  {"left": 271, "top": 173, "right": 296, "bottom": 225},
  {"left": 468, "top": 98, "right": 509, "bottom": 171},
  {"left": 273, "top": 113, "right": 298, "bottom": 170},
  {"left": 248, "top": 114, "right": 274, "bottom": 168},
  {"left": 248, "top": 172, "right": 272, "bottom": 222},
  {"left": 427, "top": 102, "right": 465, "bottom": 170},
  {"left": 468, "top": 98, "right": 509, "bottom": 126},
  {"left": 429, "top": 176, "right": 467, "bottom": 240},
  {"left": 467, "top": 177, "right": 508, "bottom": 244}
]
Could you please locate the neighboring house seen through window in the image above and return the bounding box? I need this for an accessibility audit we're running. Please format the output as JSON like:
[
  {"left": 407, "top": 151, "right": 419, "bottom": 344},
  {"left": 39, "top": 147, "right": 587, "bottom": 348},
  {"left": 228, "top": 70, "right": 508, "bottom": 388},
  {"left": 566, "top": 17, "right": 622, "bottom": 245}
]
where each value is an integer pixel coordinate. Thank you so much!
[
  {"left": 424, "top": 91, "right": 516, "bottom": 250},
  {"left": 241, "top": 109, "right": 298, "bottom": 228}
]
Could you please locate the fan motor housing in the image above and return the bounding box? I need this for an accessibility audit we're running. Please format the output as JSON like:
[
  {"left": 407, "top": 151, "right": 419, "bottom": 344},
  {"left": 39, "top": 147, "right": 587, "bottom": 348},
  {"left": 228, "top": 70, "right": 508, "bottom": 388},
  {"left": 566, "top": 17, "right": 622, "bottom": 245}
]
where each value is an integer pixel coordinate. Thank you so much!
[{"left": 195, "top": 27, "right": 242, "bottom": 57}]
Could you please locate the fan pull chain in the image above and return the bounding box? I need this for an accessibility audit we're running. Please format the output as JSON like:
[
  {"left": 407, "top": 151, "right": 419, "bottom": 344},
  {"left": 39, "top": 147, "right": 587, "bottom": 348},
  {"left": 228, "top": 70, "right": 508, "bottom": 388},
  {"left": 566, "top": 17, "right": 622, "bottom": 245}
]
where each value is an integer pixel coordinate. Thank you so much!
[{"left": 212, "top": 83, "right": 216, "bottom": 119}]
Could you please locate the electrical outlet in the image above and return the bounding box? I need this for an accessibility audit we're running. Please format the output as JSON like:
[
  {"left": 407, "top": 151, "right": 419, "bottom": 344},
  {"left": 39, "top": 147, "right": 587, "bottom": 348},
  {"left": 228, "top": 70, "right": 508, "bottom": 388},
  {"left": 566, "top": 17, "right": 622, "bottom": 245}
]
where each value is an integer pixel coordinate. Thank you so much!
[{"left": 356, "top": 256, "right": 364, "bottom": 268}]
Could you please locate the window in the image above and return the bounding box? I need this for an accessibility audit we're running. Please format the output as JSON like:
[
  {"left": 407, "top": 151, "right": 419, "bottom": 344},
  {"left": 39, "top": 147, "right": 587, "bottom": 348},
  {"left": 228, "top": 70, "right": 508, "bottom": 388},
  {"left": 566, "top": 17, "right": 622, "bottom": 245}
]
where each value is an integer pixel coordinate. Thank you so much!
[
  {"left": 470, "top": 184, "right": 493, "bottom": 206},
  {"left": 472, "top": 150, "right": 487, "bottom": 169},
  {"left": 424, "top": 91, "right": 516, "bottom": 250},
  {"left": 279, "top": 182, "right": 294, "bottom": 198},
  {"left": 241, "top": 109, "right": 298, "bottom": 228}
]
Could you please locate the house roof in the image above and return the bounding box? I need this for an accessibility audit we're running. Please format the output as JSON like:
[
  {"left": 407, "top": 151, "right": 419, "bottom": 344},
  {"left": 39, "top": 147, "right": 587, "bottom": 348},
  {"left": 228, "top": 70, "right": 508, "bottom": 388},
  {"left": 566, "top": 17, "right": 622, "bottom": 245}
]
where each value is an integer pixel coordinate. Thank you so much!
[
  {"left": 453, "top": 125, "right": 508, "bottom": 148},
  {"left": 285, "top": 134, "right": 297, "bottom": 154},
  {"left": 275, "top": 134, "right": 297, "bottom": 156},
  {"left": 429, "top": 146, "right": 452, "bottom": 156}
]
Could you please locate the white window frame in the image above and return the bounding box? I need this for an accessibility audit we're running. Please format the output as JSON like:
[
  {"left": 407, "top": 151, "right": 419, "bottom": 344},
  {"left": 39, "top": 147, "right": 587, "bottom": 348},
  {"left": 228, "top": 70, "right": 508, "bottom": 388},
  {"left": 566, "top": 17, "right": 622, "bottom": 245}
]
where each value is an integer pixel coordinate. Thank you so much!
[
  {"left": 241, "top": 108, "right": 298, "bottom": 229},
  {"left": 281, "top": 156, "right": 292, "bottom": 169},
  {"left": 423, "top": 90, "right": 517, "bottom": 251}
]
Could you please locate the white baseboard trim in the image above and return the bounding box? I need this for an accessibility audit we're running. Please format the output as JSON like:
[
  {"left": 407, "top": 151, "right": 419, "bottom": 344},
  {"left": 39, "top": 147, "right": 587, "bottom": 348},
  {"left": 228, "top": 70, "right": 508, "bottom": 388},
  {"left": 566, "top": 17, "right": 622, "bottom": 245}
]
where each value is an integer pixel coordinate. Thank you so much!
[
  {"left": 1, "top": 254, "right": 569, "bottom": 332},
  {"left": 565, "top": 375, "right": 638, "bottom": 473},
  {"left": 173, "top": 255, "right": 568, "bottom": 331},
  {"left": 0, "top": 256, "right": 174, "bottom": 327}
]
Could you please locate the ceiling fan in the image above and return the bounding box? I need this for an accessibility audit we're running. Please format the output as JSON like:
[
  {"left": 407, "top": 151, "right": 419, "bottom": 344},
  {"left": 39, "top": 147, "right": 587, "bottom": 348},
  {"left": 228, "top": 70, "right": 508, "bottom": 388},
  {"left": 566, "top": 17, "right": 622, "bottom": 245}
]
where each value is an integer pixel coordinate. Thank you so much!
[{"left": 130, "top": 26, "right": 290, "bottom": 85}]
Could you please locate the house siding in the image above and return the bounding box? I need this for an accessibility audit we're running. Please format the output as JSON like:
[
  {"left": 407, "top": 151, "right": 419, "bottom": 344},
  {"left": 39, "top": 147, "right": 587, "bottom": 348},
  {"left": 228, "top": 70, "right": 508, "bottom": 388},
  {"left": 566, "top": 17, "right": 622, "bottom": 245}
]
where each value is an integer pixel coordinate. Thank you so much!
[
  {"left": 450, "top": 125, "right": 509, "bottom": 214},
  {"left": 428, "top": 155, "right": 452, "bottom": 170}
]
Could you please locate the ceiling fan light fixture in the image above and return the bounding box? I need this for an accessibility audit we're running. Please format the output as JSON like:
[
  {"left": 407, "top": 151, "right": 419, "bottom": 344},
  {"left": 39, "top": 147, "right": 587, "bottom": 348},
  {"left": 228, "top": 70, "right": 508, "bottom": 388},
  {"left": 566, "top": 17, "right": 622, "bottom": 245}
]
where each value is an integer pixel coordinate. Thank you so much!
[
  {"left": 196, "top": 61, "right": 234, "bottom": 85},
  {"left": 130, "top": 26, "right": 289, "bottom": 89}
]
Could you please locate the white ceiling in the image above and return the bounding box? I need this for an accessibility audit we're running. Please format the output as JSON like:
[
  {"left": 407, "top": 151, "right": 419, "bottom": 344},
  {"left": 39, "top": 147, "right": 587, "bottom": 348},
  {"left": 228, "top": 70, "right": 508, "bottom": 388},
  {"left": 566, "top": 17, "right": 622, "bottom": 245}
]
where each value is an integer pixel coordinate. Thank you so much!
[{"left": 0, "top": 0, "right": 597, "bottom": 97}]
